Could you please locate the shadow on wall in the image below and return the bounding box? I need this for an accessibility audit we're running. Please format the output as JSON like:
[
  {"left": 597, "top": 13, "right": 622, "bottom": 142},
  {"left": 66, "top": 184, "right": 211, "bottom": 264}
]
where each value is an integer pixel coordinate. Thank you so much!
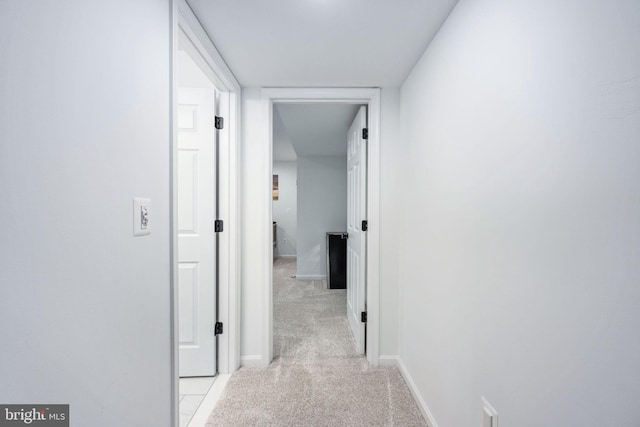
[
  {"left": 274, "top": 224, "right": 297, "bottom": 258},
  {"left": 296, "top": 243, "right": 324, "bottom": 280}
]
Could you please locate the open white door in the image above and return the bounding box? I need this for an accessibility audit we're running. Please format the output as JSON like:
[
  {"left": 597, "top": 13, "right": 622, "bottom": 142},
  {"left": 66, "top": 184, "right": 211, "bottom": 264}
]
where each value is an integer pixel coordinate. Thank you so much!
[
  {"left": 347, "top": 106, "right": 367, "bottom": 354},
  {"left": 177, "top": 87, "right": 217, "bottom": 377}
]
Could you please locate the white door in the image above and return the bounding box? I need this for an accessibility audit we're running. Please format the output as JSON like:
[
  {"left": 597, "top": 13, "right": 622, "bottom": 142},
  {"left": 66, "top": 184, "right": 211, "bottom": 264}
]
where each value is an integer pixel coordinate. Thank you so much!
[
  {"left": 347, "top": 106, "right": 367, "bottom": 354},
  {"left": 177, "top": 88, "right": 217, "bottom": 377}
]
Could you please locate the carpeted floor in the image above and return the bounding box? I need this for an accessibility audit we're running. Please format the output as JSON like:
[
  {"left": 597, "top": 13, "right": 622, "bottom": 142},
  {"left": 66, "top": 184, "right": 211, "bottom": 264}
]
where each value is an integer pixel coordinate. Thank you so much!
[{"left": 205, "top": 257, "right": 426, "bottom": 426}]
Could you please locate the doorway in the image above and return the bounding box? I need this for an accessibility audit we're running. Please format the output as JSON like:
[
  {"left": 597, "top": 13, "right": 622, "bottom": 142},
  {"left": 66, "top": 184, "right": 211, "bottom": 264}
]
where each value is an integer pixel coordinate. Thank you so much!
[
  {"left": 271, "top": 104, "right": 298, "bottom": 260},
  {"left": 271, "top": 103, "right": 363, "bottom": 358},
  {"left": 171, "top": 3, "right": 242, "bottom": 425},
  {"left": 175, "top": 29, "right": 220, "bottom": 427},
  {"left": 261, "top": 88, "right": 382, "bottom": 366},
  {"left": 176, "top": 34, "right": 219, "bottom": 379}
]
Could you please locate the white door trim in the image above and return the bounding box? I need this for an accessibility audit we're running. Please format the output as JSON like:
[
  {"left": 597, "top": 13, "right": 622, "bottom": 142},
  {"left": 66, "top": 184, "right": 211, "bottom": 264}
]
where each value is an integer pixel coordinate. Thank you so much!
[
  {"left": 261, "top": 87, "right": 381, "bottom": 366},
  {"left": 171, "top": 0, "right": 242, "bottom": 424}
]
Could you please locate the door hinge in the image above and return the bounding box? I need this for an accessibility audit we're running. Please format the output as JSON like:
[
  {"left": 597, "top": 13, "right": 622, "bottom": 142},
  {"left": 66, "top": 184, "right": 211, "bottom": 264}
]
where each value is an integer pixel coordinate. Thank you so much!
[
  {"left": 214, "top": 219, "right": 224, "bottom": 232},
  {"left": 215, "top": 116, "right": 224, "bottom": 130},
  {"left": 361, "top": 220, "right": 368, "bottom": 231},
  {"left": 341, "top": 233, "right": 349, "bottom": 239},
  {"left": 214, "top": 322, "right": 223, "bottom": 335},
  {"left": 362, "top": 128, "right": 368, "bottom": 140},
  {"left": 361, "top": 312, "right": 367, "bottom": 323}
]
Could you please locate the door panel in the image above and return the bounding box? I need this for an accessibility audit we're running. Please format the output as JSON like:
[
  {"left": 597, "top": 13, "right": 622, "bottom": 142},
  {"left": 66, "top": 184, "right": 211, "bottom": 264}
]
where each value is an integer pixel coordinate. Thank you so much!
[
  {"left": 347, "top": 106, "right": 367, "bottom": 354},
  {"left": 178, "top": 263, "right": 198, "bottom": 344},
  {"left": 178, "top": 88, "right": 217, "bottom": 377},
  {"left": 177, "top": 151, "right": 197, "bottom": 233}
]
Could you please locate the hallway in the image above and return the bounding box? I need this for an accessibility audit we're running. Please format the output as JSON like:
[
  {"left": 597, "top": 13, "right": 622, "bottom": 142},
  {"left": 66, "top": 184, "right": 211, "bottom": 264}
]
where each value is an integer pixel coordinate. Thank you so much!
[{"left": 205, "top": 258, "right": 426, "bottom": 426}]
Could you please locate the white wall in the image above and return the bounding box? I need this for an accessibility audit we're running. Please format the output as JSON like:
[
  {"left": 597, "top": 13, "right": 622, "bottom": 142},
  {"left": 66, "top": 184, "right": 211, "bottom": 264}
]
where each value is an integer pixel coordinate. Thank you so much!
[
  {"left": 0, "top": 1, "right": 173, "bottom": 426},
  {"left": 296, "top": 156, "right": 347, "bottom": 279},
  {"left": 398, "top": 0, "right": 640, "bottom": 425},
  {"left": 272, "top": 161, "right": 297, "bottom": 257},
  {"left": 240, "top": 87, "right": 266, "bottom": 364},
  {"left": 378, "top": 88, "right": 401, "bottom": 358}
]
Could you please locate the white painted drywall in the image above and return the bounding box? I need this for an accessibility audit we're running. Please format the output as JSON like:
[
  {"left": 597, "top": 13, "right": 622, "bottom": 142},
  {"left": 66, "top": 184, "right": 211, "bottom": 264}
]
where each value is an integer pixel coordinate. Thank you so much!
[
  {"left": 276, "top": 104, "right": 359, "bottom": 157},
  {"left": 398, "top": 0, "right": 640, "bottom": 425},
  {"left": 273, "top": 107, "right": 297, "bottom": 161},
  {"left": 272, "top": 161, "right": 297, "bottom": 257},
  {"left": 186, "top": 0, "right": 459, "bottom": 87},
  {"left": 240, "top": 87, "right": 266, "bottom": 364},
  {"left": 0, "top": 1, "right": 172, "bottom": 426},
  {"left": 378, "top": 88, "right": 401, "bottom": 358},
  {"left": 296, "top": 156, "right": 347, "bottom": 279}
]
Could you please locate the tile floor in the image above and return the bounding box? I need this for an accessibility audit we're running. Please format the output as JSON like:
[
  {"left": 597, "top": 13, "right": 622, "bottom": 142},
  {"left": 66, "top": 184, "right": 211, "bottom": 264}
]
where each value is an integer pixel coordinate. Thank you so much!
[{"left": 179, "top": 376, "right": 216, "bottom": 427}]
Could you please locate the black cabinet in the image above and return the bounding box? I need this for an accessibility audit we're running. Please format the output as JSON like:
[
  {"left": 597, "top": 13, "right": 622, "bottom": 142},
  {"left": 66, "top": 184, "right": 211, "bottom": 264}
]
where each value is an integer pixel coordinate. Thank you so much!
[{"left": 326, "top": 232, "right": 347, "bottom": 289}]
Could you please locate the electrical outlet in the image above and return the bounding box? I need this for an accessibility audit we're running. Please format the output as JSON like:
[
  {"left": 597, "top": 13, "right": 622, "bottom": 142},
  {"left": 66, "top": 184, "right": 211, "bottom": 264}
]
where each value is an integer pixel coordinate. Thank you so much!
[
  {"left": 133, "top": 197, "right": 151, "bottom": 236},
  {"left": 482, "top": 397, "right": 498, "bottom": 427}
]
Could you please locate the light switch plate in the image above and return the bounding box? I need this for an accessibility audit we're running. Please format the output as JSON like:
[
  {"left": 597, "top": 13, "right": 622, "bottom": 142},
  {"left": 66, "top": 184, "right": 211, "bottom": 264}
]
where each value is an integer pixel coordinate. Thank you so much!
[
  {"left": 133, "top": 197, "right": 151, "bottom": 236},
  {"left": 482, "top": 397, "right": 498, "bottom": 427}
]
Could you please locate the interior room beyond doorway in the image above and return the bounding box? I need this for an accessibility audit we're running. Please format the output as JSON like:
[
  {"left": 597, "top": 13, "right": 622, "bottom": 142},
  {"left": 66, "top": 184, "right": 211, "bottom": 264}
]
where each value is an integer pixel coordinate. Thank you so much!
[{"left": 271, "top": 102, "right": 363, "bottom": 357}]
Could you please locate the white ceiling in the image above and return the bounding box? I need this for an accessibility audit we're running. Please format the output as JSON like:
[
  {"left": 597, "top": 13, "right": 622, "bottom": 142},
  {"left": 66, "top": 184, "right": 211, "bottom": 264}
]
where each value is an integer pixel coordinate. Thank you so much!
[
  {"left": 186, "top": 0, "right": 459, "bottom": 87},
  {"left": 273, "top": 104, "right": 361, "bottom": 160}
]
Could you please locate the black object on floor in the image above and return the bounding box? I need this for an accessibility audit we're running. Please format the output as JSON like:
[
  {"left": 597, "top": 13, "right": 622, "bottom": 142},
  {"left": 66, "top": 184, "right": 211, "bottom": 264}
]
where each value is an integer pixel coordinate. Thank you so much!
[{"left": 326, "top": 232, "right": 347, "bottom": 289}]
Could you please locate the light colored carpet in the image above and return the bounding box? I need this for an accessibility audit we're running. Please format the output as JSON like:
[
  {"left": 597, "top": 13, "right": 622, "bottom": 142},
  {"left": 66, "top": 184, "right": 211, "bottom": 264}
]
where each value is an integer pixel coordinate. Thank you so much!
[{"left": 205, "top": 258, "right": 426, "bottom": 426}]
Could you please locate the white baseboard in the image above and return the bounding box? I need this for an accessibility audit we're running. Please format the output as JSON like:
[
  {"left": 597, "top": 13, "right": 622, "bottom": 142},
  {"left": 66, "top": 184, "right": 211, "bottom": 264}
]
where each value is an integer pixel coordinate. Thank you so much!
[
  {"left": 378, "top": 355, "right": 400, "bottom": 367},
  {"left": 397, "top": 358, "right": 439, "bottom": 427},
  {"left": 239, "top": 355, "right": 263, "bottom": 368},
  {"left": 295, "top": 274, "right": 326, "bottom": 281}
]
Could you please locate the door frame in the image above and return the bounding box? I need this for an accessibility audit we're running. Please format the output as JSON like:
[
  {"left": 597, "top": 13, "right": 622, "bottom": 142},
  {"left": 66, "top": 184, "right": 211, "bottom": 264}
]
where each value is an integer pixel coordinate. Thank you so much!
[
  {"left": 261, "top": 88, "right": 381, "bottom": 366},
  {"left": 170, "top": 0, "right": 242, "bottom": 425}
]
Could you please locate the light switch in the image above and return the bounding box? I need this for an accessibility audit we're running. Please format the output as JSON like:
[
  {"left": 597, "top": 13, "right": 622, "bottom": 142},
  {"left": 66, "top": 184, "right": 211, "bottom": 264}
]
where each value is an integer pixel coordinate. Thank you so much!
[
  {"left": 133, "top": 197, "right": 151, "bottom": 236},
  {"left": 140, "top": 205, "right": 149, "bottom": 229}
]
